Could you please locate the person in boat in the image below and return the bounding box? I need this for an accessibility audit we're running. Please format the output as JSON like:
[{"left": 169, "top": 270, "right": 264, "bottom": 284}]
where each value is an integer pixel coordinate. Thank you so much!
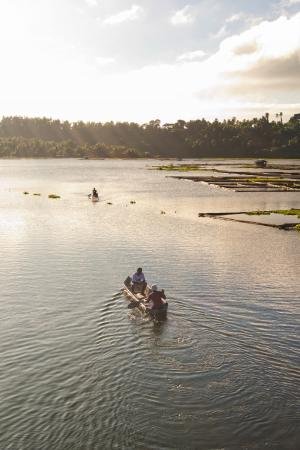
[
  {"left": 132, "top": 267, "right": 146, "bottom": 294},
  {"left": 92, "top": 187, "right": 99, "bottom": 198},
  {"left": 145, "top": 284, "right": 166, "bottom": 310}
]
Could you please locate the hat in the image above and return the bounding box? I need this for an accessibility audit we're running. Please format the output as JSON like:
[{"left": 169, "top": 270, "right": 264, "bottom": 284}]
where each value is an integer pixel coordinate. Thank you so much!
[{"left": 151, "top": 284, "right": 158, "bottom": 291}]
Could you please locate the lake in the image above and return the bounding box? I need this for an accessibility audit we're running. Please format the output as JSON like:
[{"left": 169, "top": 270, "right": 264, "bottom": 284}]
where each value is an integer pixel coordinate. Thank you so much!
[{"left": 0, "top": 159, "right": 299, "bottom": 450}]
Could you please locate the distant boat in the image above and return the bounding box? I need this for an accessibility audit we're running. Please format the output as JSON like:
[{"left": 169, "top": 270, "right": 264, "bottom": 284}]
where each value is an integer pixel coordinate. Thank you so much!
[
  {"left": 123, "top": 276, "right": 168, "bottom": 320},
  {"left": 255, "top": 159, "right": 267, "bottom": 168},
  {"left": 88, "top": 193, "right": 99, "bottom": 202}
]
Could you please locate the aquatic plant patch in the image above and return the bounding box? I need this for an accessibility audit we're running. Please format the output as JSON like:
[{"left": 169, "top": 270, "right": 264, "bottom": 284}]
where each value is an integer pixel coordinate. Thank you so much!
[
  {"left": 155, "top": 164, "right": 202, "bottom": 171},
  {"left": 48, "top": 194, "right": 60, "bottom": 199},
  {"left": 246, "top": 209, "right": 300, "bottom": 218},
  {"left": 199, "top": 209, "right": 300, "bottom": 231},
  {"left": 171, "top": 173, "right": 300, "bottom": 192}
]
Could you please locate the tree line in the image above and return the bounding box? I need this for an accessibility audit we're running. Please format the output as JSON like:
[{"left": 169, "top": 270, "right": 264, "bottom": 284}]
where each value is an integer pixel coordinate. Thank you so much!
[{"left": 0, "top": 115, "right": 299, "bottom": 158}]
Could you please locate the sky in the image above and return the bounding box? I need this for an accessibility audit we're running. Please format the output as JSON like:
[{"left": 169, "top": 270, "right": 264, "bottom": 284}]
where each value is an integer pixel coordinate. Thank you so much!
[{"left": 0, "top": 0, "right": 300, "bottom": 123}]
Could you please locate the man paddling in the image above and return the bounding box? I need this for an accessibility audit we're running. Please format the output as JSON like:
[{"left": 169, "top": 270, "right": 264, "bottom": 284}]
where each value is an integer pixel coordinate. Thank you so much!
[
  {"left": 145, "top": 284, "right": 166, "bottom": 310},
  {"left": 132, "top": 267, "right": 146, "bottom": 294}
]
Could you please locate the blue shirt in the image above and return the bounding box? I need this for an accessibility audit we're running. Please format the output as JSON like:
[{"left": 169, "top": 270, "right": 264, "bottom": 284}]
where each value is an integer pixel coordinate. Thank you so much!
[{"left": 132, "top": 272, "right": 145, "bottom": 283}]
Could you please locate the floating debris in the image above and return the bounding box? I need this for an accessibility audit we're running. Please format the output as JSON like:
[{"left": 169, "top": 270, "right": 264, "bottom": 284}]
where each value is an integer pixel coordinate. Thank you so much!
[
  {"left": 130, "top": 200, "right": 136, "bottom": 204},
  {"left": 155, "top": 164, "right": 201, "bottom": 172},
  {"left": 199, "top": 209, "right": 300, "bottom": 231},
  {"left": 171, "top": 173, "right": 300, "bottom": 192},
  {"left": 23, "top": 191, "right": 29, "bottom": 195},
  {"left": 107, "top": 202, "right": 113, "bottom": 205},
  {"left": 161, "top": 210, "right": 166, "bottom": 215},
  {"left": 33, "top": 193, "right": 41, "bottom": 196},
  {"left": 48, "top": 194, "right": 60, "bottom": 199},
  {"left": 247, "top": 208, "right": 300, "bottom": 218}
]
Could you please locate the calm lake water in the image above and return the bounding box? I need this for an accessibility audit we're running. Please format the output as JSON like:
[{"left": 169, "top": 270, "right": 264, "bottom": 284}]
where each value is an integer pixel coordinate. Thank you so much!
[{"left": 0, "top": 159, "right": 299, "bottom": 450}]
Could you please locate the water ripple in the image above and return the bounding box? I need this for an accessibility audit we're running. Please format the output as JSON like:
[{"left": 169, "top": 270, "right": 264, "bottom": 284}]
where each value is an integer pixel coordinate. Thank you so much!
[{"left": 0, "top": 159, "right": 299, "bottom": 450}]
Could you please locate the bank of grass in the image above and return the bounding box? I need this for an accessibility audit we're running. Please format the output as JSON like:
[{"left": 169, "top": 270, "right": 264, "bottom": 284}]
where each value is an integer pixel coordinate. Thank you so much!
[
  {"left": 247, "top": 208, "right": 300, "bottom": 218},
  {"left": 156, "top": 164, "right": 201, "bottom": 171}
]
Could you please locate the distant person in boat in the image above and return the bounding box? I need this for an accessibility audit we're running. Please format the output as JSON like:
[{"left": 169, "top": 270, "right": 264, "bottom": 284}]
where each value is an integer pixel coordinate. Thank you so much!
[
  {"left": 92, "top": 187, "right": 99, "bottom": 198},
  {"left": 132, "top": 267, "right": 146, "bottom": 294},
  {"left": 145, "top": 284, "right": 166, "bottom": 310}
]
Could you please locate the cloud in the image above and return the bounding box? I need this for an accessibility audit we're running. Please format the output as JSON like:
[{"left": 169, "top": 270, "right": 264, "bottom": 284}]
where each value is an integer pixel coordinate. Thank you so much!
[
  {"left": 226, "top": 13, "right": 244, "bottom": 23},
  {"left": 1, "top": 4, "right": 299, "bottom": 123},
  {"left": 96, "top": 56, "right": 115, "bottom": 66},
  {"left": 202, "top": 13, "right": 300, "bottom": 105},
  {"left": 212, "top": 25, "right": 228, "bottom": 40},
  {"left": 103, "top": 5, "right": 143, "bottom": 25},
  {"left": 99, "top": 12, "right": 300, "bottom": 121},
  {"left": 233, "top": 42, "right": 258, "bottom": 55},
  {"left": 248, "top": 52, "right": 300, "bottom": 79},
  {"left": 170, "top": 5, "right": 194, "bottom": 25},
  {"left": 84, "top": 0, "right": 98, "bottom": 6},
  {"left": 277, "top": 0, "right": 300, "bottom": 12},
  {"left": 177, "top": 50, "right": 206, "bottom": 62}
]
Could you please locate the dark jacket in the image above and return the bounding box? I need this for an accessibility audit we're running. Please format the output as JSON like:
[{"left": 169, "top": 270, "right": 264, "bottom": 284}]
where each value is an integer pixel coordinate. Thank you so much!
[{"left": 147, "top": 291, "right": 166, "bottom": 309}]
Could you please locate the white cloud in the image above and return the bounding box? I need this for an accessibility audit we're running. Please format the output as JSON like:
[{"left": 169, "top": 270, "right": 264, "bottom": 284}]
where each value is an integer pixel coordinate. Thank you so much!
[
  {"left": 95, "top": 56, "right": 115, "bottom": 66},
  {"left": 177, "top": 50, "right": 206, "bottom": 61},
  {"left": 170, "top": 5, "right": 194, "bottom": 25},
  {"left": 84, "top": 0, "right": 98, "bottom": 6},
  {"left": 212, "top": 25, "right": 228, "bottom": 39},
  {"left": 278, "top": 0, "right": 300, "bottom": 11},
  {"left": 201, "top": 12, "right": 300, "bottom": 107},
  {"left": 0, "top": 5, "right": 299, "bottom": 123},
  {"left": 226, "top": 13, "right": 244, "bottom": 23},
  {"left": 97, "top": 12, "right": 300, "bottom": 121},
  {"left": 103, "top": 5, "right": 143, "bottom": 25}
]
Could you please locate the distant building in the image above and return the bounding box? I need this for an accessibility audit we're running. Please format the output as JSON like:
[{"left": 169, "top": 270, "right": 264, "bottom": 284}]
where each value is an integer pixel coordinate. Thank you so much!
[
  {"left": 290, "top": 113, "right": 300, "bottom": 122},
  {"left": 255, "top": 159, "right": 267, "bottom": 168}
]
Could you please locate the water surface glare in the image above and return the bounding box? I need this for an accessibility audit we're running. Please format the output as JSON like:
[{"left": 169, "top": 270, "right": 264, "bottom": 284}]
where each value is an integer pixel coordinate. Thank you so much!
[{"left": 0, "top": 159, "right": 299, "bottom": 450}]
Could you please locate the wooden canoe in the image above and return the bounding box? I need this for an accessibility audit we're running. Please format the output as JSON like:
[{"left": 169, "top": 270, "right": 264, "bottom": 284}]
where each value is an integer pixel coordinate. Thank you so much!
[{"left": 123, "top": 277, "right": 168, "bottom": 320}]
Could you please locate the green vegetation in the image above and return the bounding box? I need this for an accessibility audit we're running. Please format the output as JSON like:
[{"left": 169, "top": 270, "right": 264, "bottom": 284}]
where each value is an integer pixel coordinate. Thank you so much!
[
  {"left": 247, "top": 209, "right": 300, "bottom": 218},
  {"left": 157, "top": 164, "right": 201, "bottom": 171},
  {"left": 277, "top": 209, "right": 300, "bottom": 217},
  {"left": 0, "top": 115, "right": 299, "bottom": 158},
  {"left": 247, "top": 211, "right": 271, "bottom": 215},
  {"left": 48, "top": 194, "right": 60, "bottom": 199}
]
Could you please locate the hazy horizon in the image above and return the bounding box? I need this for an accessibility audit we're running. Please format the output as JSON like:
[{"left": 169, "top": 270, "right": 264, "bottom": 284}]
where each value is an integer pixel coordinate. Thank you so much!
[{"left": 1, "top": 0, "right": 300, "bottom": 123}]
